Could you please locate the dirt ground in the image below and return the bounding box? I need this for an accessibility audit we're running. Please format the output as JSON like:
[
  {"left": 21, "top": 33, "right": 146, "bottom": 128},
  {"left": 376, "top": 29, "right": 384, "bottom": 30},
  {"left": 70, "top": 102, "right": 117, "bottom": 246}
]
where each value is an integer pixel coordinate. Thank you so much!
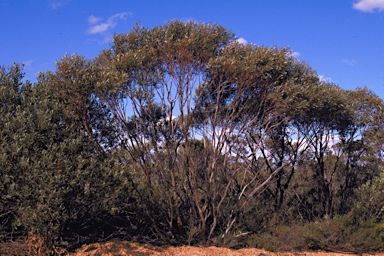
[
  {"left": 69, "top": 241, "right": 384, "bottom": 256},
  {"left": 2, "top": 240, "right": 384, "bottom": 255}
]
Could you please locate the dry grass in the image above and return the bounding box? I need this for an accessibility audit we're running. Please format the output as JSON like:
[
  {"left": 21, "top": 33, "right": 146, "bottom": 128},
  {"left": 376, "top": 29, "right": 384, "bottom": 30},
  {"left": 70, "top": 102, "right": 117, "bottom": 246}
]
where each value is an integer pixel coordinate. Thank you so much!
[
  {"left": 0, "top": 240, "right": 30, "bottom": 255},
  {"left": 0, "top": 233, "right": 66, "bottom": 256}
]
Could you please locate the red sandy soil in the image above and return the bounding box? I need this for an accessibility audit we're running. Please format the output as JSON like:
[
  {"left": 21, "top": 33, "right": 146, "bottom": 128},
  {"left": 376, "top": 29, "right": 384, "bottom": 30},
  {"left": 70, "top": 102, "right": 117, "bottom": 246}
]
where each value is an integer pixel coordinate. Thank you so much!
[
  {"left": 69, "top": 241, "right": 384, "bottom": 256},
  {"left": 2, "top": 240, "right": 384, "bottom": 255}
]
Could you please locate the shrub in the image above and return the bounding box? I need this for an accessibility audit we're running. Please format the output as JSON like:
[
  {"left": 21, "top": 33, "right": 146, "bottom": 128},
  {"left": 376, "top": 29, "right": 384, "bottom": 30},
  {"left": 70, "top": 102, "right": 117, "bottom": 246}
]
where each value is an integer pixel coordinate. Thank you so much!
[{"left": 246, "top": 214, "right": 384, "bottom": 253}]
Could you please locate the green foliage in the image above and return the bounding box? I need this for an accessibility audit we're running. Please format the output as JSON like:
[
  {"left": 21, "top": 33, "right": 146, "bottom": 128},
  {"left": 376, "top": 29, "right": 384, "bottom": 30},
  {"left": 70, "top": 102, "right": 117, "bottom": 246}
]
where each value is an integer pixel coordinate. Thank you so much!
[
  {"left": 354, "top": 169, "right": 384, "bottom": 221},
  {"left": 247, "top": 214, "right": 384, "bottom": 252},
  {"left": 0, "top": 64, "right": 26, "bottom": 240}
]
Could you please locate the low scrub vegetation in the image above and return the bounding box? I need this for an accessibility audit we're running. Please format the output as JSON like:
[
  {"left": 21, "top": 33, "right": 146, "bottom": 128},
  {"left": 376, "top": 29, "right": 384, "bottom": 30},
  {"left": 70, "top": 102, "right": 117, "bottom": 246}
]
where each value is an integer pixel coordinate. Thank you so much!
[{"left": 248, "top": 214, "right": 384, "bottom": 253}]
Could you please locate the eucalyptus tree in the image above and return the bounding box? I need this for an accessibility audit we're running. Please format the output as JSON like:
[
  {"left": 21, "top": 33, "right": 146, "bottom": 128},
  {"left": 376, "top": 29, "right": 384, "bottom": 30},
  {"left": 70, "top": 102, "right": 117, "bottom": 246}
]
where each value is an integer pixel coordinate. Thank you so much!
[
  {"left": 95, "top": 21, "right": 234, "bottom": 243},
  {"left": 290, "top": 85, "right": 384, "bottom": 218},
  {"left": 249, "top": 58, "right": 321, "bottom": 215},
  {"left": 287, "top": 83, "right": 355, "bottom": 217},
  {"left": 261, "top": 84, "right": 384, "bottom": 221},
  {"left": 94, "top": 20, "right": 323, "bottom": 244},
  {"left": 193, "top": 43, "right": 339, "bottom": 238},
  {"left": 42, "top": 54, "right": 118, "bottom": 153},
  {"left": 333, "top": 87, "right": 384, "bottom": 214}
]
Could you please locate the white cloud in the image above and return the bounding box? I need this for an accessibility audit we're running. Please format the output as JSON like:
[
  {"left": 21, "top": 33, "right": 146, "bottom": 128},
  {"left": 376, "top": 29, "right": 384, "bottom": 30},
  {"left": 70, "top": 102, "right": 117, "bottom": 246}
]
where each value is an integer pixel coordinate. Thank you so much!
[
  {"left": 341, "top": 58, "right": 358, "bottom": 66},
  {"left": 88, "top": 23, "right": 110, "bottom": 35},
  {"left": 318, "top": 75, "right": 332, "bottom": 83},
  {"left": 87, "top": 12, "right": 131, "bottom": 35},
  {"left": 353, "top": 0, "right": 384, "bottom": 12},
  {"left": 48, "top": 0, "right": 68, "bottom": 9},
  {"left": 88, "top": 15, "right": 101, "bottom": 25},
  {"left": 236, "top": 37, "right": 248, "bottom": 45}
]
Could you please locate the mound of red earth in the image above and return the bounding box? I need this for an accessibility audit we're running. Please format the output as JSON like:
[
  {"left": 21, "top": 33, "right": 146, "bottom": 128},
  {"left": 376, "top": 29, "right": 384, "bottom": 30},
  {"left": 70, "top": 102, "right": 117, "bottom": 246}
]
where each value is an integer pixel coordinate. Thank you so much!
[{"left": 69, "top": 241, "right": 384, "bottom": 256}]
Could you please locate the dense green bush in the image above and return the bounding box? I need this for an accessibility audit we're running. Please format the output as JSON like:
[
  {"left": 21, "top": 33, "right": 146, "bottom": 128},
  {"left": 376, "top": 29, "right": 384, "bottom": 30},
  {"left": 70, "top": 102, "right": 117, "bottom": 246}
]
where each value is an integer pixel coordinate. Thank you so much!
[
  {"left": 354, "top": 169, "right": 384, "bottom": 221},
  {"left": 247, "top": 213, "right": 384, "bottom": 252}
]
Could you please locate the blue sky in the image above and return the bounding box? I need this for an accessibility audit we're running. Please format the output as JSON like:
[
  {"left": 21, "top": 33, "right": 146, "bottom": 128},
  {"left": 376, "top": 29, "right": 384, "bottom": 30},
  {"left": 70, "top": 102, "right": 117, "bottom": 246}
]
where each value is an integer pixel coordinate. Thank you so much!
[{"left": 1, "top": 0, "right": 383, "bottom": 99}]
